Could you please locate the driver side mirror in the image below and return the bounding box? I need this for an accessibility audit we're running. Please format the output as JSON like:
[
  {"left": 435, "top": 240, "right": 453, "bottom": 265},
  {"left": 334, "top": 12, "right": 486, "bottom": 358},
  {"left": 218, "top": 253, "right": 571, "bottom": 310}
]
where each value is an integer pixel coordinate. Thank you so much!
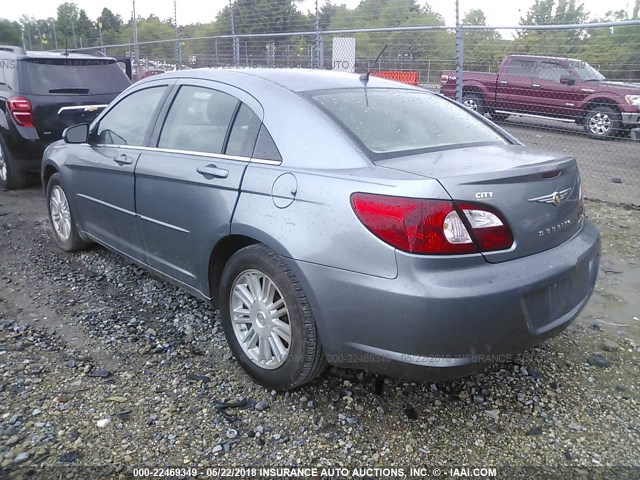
[
  {"left": 62, "top": 123, "right": 89, "bottom": 144},
  {"left": 560, "top": 76, "right": 575, "bottom": 86}
]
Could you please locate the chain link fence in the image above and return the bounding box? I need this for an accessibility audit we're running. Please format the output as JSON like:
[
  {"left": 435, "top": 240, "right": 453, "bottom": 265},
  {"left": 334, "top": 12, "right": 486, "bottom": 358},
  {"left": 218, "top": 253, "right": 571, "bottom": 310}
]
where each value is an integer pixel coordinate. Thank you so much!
[{"left": 62, "top": 17, "right": 640, "bottom": 206}]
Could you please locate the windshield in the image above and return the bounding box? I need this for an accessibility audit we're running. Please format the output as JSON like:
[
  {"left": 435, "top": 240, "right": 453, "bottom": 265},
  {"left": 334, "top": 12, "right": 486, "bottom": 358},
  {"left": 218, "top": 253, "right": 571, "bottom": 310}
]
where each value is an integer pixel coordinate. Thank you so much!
[
  {"left": 574, "top": 62, "right": 605, "bottom": 81},
  {"left": 20, "top": 59, "right": 131, "bottom": 95},
  {"left": 311, "top": 89, "right": 507, "bottom": 157}
]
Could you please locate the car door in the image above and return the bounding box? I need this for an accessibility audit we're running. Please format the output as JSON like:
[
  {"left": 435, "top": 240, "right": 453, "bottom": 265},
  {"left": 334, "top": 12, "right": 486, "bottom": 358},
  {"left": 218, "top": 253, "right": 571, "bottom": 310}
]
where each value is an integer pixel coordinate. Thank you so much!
[
  {"left": 134, "top": 80, "right": 263, "bottom": 293},
  {"left": 528, "top": 61, "right": 580, "bottom": 118},
  {"left": 70, "top": 81, "right": 172, "bottom": 259},
  {"left": 495, "top": 58, "right": 539, "bottom": 113}
]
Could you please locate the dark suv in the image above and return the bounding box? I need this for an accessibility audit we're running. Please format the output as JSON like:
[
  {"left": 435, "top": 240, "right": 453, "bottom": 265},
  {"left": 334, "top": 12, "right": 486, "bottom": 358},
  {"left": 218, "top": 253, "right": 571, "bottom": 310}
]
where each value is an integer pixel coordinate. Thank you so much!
[{"left": 0, "top": 46, "right": 131, "bottom": 189}]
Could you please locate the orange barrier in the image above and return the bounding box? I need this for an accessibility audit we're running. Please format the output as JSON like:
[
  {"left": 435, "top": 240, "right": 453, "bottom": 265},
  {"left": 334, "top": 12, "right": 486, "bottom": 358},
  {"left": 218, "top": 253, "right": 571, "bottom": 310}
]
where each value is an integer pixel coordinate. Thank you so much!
[{"left": 370, "top": 70, "right": 420, "bottom": 86}]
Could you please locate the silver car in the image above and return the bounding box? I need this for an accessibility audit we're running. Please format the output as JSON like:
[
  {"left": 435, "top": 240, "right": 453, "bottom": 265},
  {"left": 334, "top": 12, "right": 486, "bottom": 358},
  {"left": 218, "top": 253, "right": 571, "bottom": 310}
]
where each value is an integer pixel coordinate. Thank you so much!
[{"left": 41, "top": 69, "right": 600, "bottom": 390}]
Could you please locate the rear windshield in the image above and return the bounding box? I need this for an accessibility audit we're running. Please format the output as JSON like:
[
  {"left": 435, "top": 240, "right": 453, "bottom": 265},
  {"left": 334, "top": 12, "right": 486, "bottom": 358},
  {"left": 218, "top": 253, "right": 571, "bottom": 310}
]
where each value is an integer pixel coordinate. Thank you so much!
[
  {"left": 310, "top": 88, "right": 507, "bottom": 157},
  {"left": 19, "top": 59, "right": 130, "bottom": 95}
]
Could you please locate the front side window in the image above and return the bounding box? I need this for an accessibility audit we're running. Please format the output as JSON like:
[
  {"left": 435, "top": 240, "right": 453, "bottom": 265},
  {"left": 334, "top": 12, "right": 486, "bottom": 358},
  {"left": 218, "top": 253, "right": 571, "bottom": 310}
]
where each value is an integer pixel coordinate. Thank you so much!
[
  {"left": 95, "top": 86, "right": 166, "bottom": 146},
  {"left": 574, "top": 62, "right": 605, "bottom": 81},
  {"left": 158, "top": 85, "right": 239, "bottom": 154},
  {"left": 311, "top": 89, "right": 507, "bottom": 157}
]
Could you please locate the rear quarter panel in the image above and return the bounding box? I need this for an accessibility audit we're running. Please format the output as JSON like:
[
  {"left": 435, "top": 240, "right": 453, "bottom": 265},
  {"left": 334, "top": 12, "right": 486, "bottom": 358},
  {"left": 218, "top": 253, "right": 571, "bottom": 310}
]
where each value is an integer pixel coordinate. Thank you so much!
[{"left": 233, "top": 165, "right": 451, "bottom": 279}]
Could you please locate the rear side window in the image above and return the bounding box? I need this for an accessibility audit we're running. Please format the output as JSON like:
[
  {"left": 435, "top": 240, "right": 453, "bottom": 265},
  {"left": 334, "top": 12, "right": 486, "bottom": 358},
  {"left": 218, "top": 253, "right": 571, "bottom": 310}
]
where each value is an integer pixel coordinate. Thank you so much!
[
  {"left": 506, "top": 59, "right": 538, "bottom": 77},
  {"left": 226, "top": 104, "right": 261, "bottom": 157},
  {"left": 252, "top": 126, "right": 282, "bottom": 162},
  {"left": 311, "top": 89, "right": 506, "bottom": 158},
  {"left": 19, "top": 59, "right": 130, "bottom": 95},
  {"left": 95, "top": 86, "right": 166, "bottom": 146},
  {"left": 158, "top": 85, "right": 239, "bottom": 155},
  {"left": 0, "top": 58, "right": 19, "bottom": 92}
]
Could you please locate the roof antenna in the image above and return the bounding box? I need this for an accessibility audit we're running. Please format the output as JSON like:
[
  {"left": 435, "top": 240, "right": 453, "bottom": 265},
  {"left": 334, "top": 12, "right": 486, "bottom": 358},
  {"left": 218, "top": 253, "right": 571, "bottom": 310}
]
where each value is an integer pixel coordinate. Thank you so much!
[{"left": 360, "top": 44, "right": 388, "bottom": 85}]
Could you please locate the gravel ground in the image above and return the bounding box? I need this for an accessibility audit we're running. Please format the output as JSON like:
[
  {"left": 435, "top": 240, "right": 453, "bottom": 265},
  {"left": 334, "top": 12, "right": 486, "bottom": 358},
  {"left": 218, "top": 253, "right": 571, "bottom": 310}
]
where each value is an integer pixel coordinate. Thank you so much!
[{"left": 1, "top": 188, "right": 639, "bottom": 480}]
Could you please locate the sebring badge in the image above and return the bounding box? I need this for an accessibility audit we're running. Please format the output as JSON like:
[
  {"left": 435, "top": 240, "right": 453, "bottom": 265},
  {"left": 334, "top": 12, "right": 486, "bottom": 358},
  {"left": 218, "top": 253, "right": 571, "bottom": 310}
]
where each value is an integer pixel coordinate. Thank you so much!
[{"left": 528, "top": 187, "right": 571, "bottom": 206}]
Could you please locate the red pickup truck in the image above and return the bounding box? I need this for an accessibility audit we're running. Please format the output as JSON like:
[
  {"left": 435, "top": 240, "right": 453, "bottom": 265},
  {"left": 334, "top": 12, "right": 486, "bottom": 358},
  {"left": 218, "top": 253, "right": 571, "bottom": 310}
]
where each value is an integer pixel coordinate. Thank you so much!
[{"left": 440, "top": 54, "right": 640, "bottom": 139}]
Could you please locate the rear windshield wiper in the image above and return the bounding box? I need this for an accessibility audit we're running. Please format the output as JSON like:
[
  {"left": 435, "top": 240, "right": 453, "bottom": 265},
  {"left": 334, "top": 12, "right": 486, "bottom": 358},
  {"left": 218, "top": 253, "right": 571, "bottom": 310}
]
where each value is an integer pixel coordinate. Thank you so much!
[{"left": 49, "top": 88, "right": 90, "bottom": 94}]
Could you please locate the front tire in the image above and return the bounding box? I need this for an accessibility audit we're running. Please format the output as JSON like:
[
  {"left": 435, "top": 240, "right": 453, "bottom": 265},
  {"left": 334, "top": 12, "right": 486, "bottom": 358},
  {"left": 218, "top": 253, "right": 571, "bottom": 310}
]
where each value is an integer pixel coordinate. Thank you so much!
[
  {"left": 0, "top": 136, "right": 30, "bottom": 191},
  {"left": 219, "top": 244, "right": 326, "bottom": 390},
  {"left": 46, "top": 173, "right": 92, "bottom": 252},
  {"left": 584, "top": 105, "right": 620, "bottom": 139}
]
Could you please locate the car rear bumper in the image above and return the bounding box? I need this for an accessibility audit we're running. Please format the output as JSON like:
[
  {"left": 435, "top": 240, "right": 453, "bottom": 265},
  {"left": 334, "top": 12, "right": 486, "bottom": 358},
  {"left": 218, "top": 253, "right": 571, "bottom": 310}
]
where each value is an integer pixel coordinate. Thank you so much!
[{"left": 296, "top": 220, "right": 600, "bottom": 381}]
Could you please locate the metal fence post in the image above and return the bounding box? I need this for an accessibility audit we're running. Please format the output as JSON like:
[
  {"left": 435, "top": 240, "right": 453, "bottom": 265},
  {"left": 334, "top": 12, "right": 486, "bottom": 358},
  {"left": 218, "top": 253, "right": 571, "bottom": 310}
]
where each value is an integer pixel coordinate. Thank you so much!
[
  {"left": 174, "top": 0, "right": 182, "bottom": 70},
  {"left": 229, "top": 0, "right": 239, "bottom": 66},
  {"left": 455, "top": 0, "right": 464, "bottom": 103},
  {"left": 314, "top": 0, "right": 323, "bottom": 68}
]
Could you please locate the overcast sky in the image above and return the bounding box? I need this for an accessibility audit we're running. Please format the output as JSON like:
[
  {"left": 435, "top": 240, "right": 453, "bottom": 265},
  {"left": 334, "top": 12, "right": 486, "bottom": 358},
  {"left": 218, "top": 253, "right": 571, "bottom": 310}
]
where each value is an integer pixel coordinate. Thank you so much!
[{"left": 1, "top": 0, "right": 636, "bottom": 26}]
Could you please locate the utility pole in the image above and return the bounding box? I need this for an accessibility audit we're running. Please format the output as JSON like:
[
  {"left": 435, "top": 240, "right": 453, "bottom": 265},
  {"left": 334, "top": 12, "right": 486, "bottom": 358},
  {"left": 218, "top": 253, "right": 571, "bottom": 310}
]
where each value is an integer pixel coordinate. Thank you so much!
[
  {"left": 52, "top": 21, "right": 58, "bottom": 50},
  {"left": 133, "top": 0, "right": 140, "bottom": 75},
  {"left": 71, "top": 22, "right": 77, "bottom": 48},
  {"left": 36, "top": 25, "right": 43, "bottom": 50},
  {"left": 98, "top": 19, "right": 104, "bottom": 53},
  {"left": 229, "top": 0, "right": 239, "bottom": 66},
  {"left": 174, "top": 0, "right": 181, "bottom": 70}
]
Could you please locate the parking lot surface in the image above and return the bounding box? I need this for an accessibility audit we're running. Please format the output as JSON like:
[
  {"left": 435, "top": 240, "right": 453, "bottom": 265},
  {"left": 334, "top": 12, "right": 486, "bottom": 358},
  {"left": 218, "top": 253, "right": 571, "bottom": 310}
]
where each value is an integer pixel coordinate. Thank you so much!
[{"left": 0, "top": 187, "right": 639, "bottom": 478}]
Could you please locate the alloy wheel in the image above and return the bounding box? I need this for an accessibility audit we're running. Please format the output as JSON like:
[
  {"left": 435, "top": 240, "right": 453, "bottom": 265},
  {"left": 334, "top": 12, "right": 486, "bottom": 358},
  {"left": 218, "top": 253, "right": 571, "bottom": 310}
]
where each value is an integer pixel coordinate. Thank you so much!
[
  {"left": 49, "top": 185, "right": 72, "bottom": 241},
  {"left": 463, "top": 99, "right": 478, "bottom": 111},
  {"left": 230, "top": 269, "right": 291, "bottom": 370},
  {"left": 588, "top": 112, "right": 612, "bottom": 136},
  {"left": 0, "top": 145, "right": 6, "bottom": 182}
]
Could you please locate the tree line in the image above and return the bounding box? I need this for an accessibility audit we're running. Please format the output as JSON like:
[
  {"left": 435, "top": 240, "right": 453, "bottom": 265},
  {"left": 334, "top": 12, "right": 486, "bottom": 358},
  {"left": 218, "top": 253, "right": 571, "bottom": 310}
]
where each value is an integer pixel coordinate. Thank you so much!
[{"left": 1, "top": 0, "right": 639, "bottom": 79}]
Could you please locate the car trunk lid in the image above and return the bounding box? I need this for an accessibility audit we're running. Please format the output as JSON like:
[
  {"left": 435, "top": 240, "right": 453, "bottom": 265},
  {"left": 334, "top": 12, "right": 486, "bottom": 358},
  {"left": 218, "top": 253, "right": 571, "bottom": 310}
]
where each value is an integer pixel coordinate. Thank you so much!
[{"left": 375, "top": 144, "right": 583, "bottom": 263}]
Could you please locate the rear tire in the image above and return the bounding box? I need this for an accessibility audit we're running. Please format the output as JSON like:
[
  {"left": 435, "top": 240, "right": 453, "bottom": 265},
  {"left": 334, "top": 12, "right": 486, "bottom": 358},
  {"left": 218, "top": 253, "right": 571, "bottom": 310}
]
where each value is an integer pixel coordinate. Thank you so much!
[
  {"left": 583, "top": 105, "right": 620, "bottom": 139},
  {"left": 462, "top": 93, "right": 486, "bottom": 115},
  {"left": 219, "top": 244, "right": 327, "bottom": 390},
  {"left": 0, "top": 136, "right": 30, "bottom": 191},
  {"left": 46, "top": 173, "right": 92, "bottom": 252}
]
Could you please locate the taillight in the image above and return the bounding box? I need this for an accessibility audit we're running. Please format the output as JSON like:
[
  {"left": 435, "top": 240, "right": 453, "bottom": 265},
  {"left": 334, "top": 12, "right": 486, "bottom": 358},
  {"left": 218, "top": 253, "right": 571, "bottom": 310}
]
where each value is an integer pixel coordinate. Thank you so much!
[
  {"left": 7, "top": 97, "right": 35, "bottom": 128},
  {"left": 350, "top": 193, "right": 513, "bottom": 255},
  {"left": 456, "top": 202, "right": 513, "bottom": 252}
]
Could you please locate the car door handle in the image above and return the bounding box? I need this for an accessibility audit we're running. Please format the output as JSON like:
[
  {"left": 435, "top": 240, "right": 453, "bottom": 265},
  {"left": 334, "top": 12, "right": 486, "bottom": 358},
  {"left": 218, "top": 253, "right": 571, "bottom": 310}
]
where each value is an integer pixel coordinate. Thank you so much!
[
  {"left": 113, "top": 153, "right": 134, "bottom": 165},
  {"left": 196, "top": 164, "right": 229, "bottom": 179},
  {"left": 532, "top": 84, "right": 541, "bottom": 88},
  {"left": 499, "top": 80, "right": 508, "bottom": 85}
]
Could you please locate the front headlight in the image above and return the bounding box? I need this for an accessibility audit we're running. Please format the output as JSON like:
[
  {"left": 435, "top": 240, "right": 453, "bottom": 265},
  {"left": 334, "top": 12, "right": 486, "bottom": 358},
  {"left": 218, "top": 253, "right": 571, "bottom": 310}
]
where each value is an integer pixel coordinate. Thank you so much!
[{"left": 625, "top": 95, "right": 640, "bottom": 107}]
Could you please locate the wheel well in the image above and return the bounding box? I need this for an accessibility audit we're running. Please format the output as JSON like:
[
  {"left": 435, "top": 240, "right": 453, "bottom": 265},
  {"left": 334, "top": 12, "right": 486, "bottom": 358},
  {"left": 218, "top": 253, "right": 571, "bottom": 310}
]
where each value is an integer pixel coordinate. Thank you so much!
[
  {"left": 42, "top": 165, "right": 58, "bottom": 190},
  {"left": 462, "top": 87, "right": 484, "bottom": 99},
  {"left": 583, "top": 98, "right": 621, "bottom": 117},
  {"left": 208, "top": 234, "right": 259, "bottom": 305}
]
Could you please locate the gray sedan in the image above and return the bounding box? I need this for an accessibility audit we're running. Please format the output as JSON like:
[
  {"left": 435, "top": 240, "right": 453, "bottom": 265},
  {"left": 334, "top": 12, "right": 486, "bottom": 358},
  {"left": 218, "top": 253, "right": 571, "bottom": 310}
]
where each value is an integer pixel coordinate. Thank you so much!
[{"left": 41, "top": 69, "right": 600, "bottom": 390}]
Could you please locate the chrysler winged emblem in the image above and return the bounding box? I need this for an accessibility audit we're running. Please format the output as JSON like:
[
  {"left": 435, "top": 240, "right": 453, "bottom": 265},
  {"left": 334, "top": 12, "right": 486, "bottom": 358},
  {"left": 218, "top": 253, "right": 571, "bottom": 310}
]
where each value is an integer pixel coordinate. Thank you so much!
[{"left": 528, "top": 187, "right": 571, "bottom": 206}]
